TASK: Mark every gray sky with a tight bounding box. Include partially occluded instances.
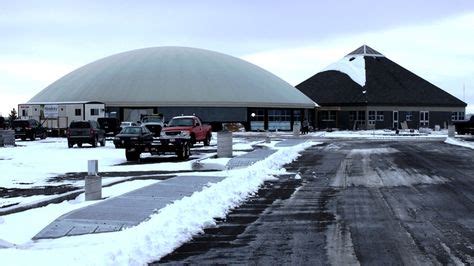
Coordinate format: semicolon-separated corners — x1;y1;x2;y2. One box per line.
1;0;474;116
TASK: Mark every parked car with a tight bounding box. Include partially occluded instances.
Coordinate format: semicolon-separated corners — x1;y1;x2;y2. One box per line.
119;121;138;131
162;116;212;146
141;114;165;137
454;116;474;135
97;117;121;136
67;120;105;148
12;119;47;141
113;126;154;148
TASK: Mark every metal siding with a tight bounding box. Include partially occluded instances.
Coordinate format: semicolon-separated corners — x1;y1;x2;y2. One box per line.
158;107;247;123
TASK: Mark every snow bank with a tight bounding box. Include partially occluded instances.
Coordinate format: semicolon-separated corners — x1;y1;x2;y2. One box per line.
0;141;315;265
445;137;474;149
323;55;366;86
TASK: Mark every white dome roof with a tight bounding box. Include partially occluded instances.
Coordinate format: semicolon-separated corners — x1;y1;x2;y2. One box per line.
29;46;315;108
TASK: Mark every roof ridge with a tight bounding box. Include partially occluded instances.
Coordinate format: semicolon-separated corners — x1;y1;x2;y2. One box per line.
347;45;385;57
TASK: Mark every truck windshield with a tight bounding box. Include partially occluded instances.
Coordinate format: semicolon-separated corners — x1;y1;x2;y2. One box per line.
142;116;163;123
12;121;30;127
168;118;194;127
70;122;91;128
121;127;142;134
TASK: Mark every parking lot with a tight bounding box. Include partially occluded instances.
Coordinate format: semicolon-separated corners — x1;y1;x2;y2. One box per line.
159;140;474;265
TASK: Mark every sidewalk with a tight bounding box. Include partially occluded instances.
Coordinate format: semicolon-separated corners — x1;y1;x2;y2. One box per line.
34;175;225;239
33;138;311;240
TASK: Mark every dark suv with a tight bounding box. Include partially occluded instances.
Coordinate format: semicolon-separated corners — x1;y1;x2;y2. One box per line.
67;120;105;148
12;119;47;141
97;117;121;136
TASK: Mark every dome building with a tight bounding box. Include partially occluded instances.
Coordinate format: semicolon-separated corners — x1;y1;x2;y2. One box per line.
24;46;316;131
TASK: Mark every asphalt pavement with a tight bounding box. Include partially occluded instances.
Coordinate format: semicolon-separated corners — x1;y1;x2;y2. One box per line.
157;140;474;265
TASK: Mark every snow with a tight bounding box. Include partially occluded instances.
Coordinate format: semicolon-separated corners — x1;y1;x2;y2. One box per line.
320;129;449;139
0;141;316;265
323;55;366;86
0;138;192;188
445;137;474;149
0;179;159;245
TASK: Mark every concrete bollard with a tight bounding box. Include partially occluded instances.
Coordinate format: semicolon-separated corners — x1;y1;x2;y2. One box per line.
448;125;455;138
0;130;15;146
293;122;301;137
217;131;233;158
85;160;102;201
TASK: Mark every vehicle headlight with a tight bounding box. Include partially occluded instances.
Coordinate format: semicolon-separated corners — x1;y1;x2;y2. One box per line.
180;131;190;137
114;137;120;140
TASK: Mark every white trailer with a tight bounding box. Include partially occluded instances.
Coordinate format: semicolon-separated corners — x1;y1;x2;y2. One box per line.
18;101;106;136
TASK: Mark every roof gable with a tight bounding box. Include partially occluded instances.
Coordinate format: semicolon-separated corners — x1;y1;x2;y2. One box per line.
296;46;466;108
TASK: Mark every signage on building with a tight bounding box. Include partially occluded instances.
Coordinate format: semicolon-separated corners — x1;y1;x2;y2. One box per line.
44;105;59;118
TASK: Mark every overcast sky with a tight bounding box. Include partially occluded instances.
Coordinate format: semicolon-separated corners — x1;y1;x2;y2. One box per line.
1;0;474;116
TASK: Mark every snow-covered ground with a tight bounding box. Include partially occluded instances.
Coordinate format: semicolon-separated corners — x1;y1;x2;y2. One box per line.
0;140;317;265
445;137;474;149
318;129;449;139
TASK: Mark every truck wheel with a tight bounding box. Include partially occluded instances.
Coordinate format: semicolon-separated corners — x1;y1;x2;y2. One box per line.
184;142;190;159
92;137;98;147
100;138;106;146
41;132;47;139
30;133;36;141
177;143;188;160
21;137;26;141
78;143;83;148
68;142;73;148
190;134;196;147
126;150;140;161
203;133;211;146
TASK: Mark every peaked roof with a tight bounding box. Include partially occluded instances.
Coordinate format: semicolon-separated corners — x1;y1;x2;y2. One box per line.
347;45;384;57
296;45;466;107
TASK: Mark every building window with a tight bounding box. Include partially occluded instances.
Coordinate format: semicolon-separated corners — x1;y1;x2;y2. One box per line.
75;109;81;116
406;112;413;121
451;112;465;121
268;109;291;130
321;111;336;121
90;109;99;116
250;109;265;130
420;111;429;127
368;111;376;121
376;111;384;121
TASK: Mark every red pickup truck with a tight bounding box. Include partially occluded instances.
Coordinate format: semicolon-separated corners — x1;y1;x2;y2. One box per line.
162;116;212;146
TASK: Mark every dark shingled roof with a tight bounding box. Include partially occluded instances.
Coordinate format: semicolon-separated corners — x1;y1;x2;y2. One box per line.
296;46;466;108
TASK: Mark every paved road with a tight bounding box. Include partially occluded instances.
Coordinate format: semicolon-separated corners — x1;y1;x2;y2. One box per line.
156;140;474;265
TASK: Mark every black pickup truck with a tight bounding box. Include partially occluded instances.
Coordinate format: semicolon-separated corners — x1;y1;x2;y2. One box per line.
454;116;474;135
114;126;192;161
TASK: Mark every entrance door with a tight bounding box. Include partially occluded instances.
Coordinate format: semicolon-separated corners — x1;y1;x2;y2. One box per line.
393;111;399;129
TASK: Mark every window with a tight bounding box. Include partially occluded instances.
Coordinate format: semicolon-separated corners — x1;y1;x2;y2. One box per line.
406;112;413;121
368;111;376;121
250;109;265;131
22;109;28;117
451;112;465;121
268;109;291;130
420;111;429;127
75;109;81;116
376;111;384;121
90;109;99;116
320;111;336;121
368;111;376;125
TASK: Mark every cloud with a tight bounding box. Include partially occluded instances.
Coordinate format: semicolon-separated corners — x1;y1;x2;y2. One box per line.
0;60;75;83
